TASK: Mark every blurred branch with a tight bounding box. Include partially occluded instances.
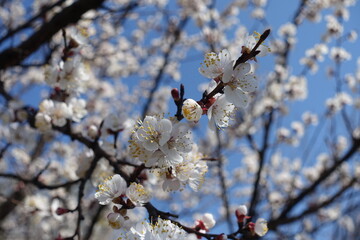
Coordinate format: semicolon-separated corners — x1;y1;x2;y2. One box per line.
0;78;14;102
84;204;106;240
66;154;102;240
0;134;47;222
279;0;308;66
269;137;360;229
270;177;357;227
248;111;273;217
0;0;106;70
0;173;81;189
0;0;67;45
216;129;234;232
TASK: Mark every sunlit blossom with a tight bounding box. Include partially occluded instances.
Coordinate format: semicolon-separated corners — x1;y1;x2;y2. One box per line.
199;49;232;79
126;182;152;206
95;174;127;205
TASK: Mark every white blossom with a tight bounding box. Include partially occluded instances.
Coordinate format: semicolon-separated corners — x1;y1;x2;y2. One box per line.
244;32;270;57
182;99;203;122
235;205;248;220
159;147;208;191
35;112;52;131
254;218;268;237
200;213;216;229
330;47;351;62
222;62;257;108
45;55;89;94
126;182;152;206
278;23;297;37
107;212;126;229
95;174;127;205
207;95;235;131
130;116;193;168
102;112;131;134
199;49;232;79
68;98;87;122
120;218;191;240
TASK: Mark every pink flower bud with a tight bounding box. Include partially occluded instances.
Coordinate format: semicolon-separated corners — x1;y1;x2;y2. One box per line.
235;205;249;223
171;88;180;101
56;207;70;215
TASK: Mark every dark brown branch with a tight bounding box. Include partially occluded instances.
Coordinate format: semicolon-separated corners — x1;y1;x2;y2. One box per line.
233;29;270;69
0;0;67;45
144;202;178;222
0;173;81;189
0;188;24;221
0;0;106;70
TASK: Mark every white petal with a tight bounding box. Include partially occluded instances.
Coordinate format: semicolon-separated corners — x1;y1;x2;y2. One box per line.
234;63;251;76
199;66;221;79
163;179;180;192
159;132;171;146
207;79;218;93
208;115;216;131
158;118;172;133
246;35;256;48
218;49;232;68
112;174;127;196
145;153;159;167
143;141;159;151
222;61;234;83
143;116;157;126
135;128;147;142
224;86;249;108
160;146;183;166
238;74;258;92
258;45;270;57
94;192;112;205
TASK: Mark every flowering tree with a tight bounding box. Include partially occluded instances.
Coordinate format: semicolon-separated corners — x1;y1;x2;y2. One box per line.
0;0;359;239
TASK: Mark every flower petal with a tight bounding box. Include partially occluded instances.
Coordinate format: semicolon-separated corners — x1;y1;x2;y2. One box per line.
234;63;251;76
224;86;249;108
238;74;258;92
143;140;159;151
222;61;234;83
218;49;232;68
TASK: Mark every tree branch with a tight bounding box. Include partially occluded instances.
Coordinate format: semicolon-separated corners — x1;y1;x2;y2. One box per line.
0;0;106;70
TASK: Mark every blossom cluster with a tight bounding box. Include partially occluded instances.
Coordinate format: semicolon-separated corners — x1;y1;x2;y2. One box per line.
1;0;359;240
181;32;270;130
35;98;87;131
128;115;208;192
34;29;89;132
90;30;271;239
95;174;152;229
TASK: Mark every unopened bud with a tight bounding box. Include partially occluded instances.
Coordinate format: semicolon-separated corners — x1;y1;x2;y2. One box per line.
107;212;125;229
182;99;202;122
88;125;99;139
171;88;180;101
56;207;70;215
235;205;250;223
